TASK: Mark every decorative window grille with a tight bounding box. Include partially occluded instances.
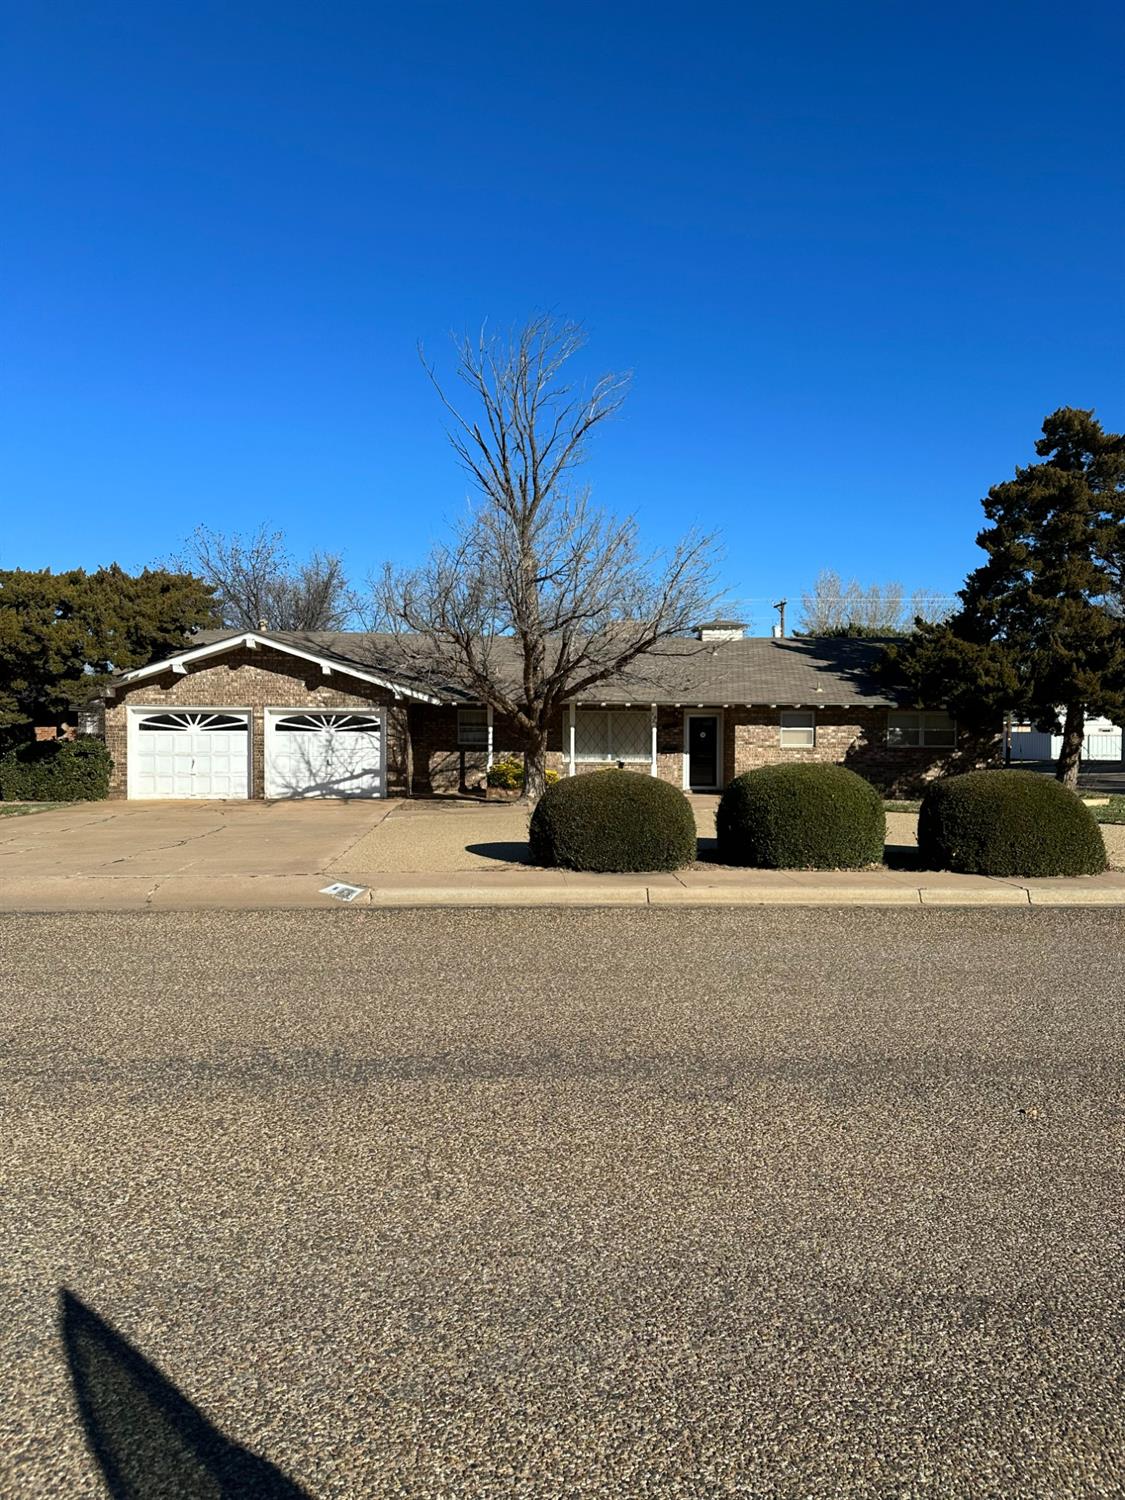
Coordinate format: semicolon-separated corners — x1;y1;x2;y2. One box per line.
574;709;650;762
138;712;248;732
886;712;956;748
457;707;489;748
779;710;816;748
274;712;381;735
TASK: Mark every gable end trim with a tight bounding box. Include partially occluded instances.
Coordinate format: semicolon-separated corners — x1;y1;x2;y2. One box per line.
115;632;443;703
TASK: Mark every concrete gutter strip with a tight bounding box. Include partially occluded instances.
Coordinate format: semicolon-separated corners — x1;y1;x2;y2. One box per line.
2;870;1125;911
361;884;651;907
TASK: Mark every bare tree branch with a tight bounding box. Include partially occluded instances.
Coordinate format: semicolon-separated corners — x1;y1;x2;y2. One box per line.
172;526;354;632
799;568;954;636
377;316;722;798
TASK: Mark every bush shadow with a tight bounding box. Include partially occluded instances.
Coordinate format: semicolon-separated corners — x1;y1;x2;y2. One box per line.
60;1289;309;1499
464;841;533;864
883;842;927;871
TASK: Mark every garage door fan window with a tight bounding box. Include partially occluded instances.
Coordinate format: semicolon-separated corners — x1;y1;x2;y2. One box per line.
138;712;247;732
275;712;382;734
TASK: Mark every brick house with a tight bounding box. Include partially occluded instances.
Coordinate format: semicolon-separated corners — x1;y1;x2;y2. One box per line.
102;625;999;800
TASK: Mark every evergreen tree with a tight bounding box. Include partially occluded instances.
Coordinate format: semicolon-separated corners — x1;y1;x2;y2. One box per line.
0;566;217;727
883;408;1125;786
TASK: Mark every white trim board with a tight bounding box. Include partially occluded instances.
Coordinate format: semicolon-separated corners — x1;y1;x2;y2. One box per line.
113;632;442;703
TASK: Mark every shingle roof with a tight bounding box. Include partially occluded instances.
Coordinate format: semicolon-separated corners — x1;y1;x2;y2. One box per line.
188;629;902;707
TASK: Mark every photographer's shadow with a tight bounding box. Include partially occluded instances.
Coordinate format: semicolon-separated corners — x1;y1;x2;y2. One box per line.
60;1289;309;1499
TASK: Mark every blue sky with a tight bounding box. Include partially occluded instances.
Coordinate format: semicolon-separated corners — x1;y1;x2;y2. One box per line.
4;2;1123;631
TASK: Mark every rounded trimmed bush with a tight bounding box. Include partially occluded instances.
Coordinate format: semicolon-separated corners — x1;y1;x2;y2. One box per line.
917;770;1106;877
716;763;885;869
528;769;697;872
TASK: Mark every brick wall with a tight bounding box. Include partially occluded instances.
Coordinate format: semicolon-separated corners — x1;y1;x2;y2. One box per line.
107;649;1000;802
411;706;567;794
105;649;405;798
724;706;999;796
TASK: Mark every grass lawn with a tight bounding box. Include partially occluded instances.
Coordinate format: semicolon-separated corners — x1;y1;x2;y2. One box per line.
0;802;67;818
883;800;922;815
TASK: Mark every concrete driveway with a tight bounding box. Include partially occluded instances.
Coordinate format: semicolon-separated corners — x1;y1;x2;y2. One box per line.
4;797;1121;912
333;795;723;874
0;799;393;903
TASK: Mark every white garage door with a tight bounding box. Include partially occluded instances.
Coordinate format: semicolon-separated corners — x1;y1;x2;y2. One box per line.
129;710;250;799
265;710;385;799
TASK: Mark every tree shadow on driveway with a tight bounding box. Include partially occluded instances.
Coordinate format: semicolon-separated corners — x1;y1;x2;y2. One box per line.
60;1289;309;1499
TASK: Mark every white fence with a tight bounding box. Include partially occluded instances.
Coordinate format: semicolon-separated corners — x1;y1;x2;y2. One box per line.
1009;727;1122;762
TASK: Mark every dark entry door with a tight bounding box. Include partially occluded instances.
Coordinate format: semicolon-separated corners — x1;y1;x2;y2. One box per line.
688;715;719;788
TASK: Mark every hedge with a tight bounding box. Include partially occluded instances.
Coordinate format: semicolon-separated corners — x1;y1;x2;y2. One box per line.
716;763;885;869
0;736;113;802
918;770;1106;877
528;769;697;872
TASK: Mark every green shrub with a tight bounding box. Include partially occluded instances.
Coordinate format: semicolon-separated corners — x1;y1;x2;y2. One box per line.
716;763;885;869
0;736;112;802
528;769;697;872
485;755;560;790
917;770;1106;876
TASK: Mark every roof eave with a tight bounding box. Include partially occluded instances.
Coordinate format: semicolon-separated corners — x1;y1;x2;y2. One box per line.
111;630;444;705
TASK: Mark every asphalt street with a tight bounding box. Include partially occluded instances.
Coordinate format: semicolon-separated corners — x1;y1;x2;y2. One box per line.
1;907;1123;1498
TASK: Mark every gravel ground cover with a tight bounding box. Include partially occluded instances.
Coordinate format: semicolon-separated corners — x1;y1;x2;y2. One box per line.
1;907;1123;1498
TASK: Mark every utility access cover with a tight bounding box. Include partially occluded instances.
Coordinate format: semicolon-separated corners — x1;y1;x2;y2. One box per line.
319;882;367;903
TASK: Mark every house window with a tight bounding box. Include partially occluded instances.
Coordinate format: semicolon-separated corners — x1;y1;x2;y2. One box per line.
887;711;956;748
457;707;489;749
574;709;650;762
780;710;816;748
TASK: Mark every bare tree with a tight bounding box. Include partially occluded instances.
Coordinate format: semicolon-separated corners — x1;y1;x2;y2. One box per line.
376;316;721;800
798;569;847;634
173;525;353;631
799;568;953;635
905;586;955;628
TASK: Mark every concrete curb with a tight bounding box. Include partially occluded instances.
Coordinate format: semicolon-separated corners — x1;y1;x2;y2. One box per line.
2;873;1124;911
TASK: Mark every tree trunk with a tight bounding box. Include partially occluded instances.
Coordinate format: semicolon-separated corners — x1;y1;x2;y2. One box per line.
1055;703;1084;789
522;734;548;804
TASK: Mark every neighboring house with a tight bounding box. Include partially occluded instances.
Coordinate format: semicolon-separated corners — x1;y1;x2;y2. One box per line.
101;624;999;801
1009;713;1122;763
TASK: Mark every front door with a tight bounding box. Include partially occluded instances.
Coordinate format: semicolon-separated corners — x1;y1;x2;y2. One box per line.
687;715;719;789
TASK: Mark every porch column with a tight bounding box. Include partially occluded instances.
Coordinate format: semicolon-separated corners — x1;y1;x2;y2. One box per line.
650;704;658;776
568;702;576;776
486;704;494;771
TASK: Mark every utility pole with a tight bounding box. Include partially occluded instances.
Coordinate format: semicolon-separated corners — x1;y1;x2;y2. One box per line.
772;598;787;638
